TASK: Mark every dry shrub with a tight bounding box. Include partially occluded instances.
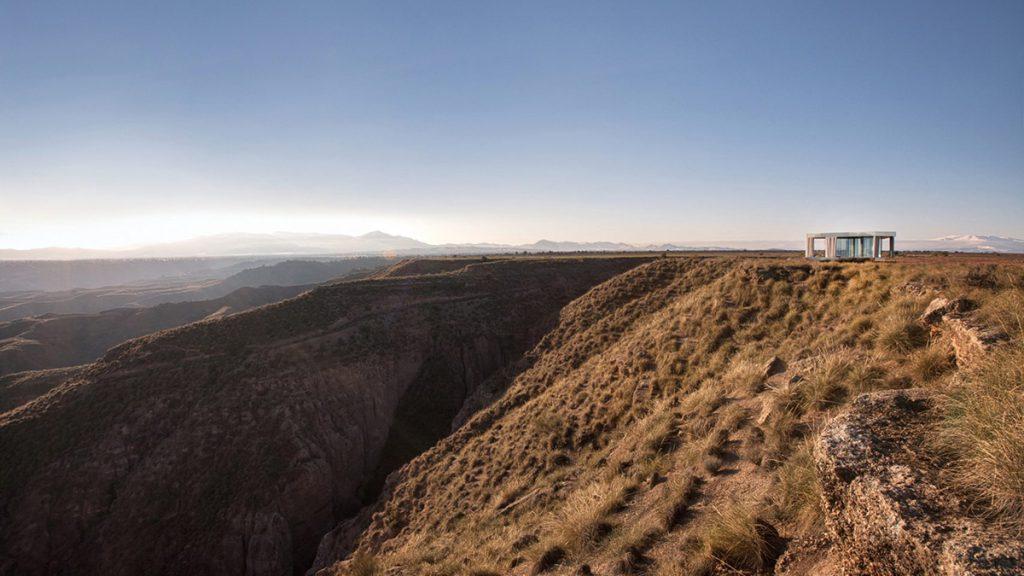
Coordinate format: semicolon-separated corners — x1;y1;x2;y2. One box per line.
770;438;823;531
964;265;999;289
940;345;1024;531
701;501;780;571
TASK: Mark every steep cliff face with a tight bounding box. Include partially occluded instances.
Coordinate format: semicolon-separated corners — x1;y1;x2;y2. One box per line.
0;257;646;576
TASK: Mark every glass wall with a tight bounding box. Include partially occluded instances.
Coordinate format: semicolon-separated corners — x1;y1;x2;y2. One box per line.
835;238;852;258
835;236;875;258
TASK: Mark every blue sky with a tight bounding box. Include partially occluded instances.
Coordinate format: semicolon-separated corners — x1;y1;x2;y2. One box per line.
1;0;1022;248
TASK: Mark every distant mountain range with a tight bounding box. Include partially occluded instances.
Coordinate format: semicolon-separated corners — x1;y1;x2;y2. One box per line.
901;235;1024;253
1;231;1022;260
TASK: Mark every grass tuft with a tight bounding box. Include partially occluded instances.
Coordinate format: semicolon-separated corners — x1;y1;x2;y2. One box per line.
770;438;823;531
701;501;780;571
346;552;380;576
546;476;633;557
940;344;1024;531
877;316;929;354
800;349;856;411
726;358;765;393
910;346;955;384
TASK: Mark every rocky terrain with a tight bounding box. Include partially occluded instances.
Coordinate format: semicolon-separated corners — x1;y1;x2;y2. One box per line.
1;254;1022;576
311;256;1023;576
809;388;1022;575
0;257;646;576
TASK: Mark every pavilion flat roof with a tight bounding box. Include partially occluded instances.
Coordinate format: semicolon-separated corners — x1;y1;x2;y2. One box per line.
806;231;896;238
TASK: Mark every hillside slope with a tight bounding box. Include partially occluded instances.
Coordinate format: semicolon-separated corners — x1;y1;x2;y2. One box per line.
0;284;310;378
0;257;390;322
317;256;1024;575
0;257;646;576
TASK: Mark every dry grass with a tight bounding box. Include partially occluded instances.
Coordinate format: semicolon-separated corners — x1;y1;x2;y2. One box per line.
981;287;1024;340
607;399;680;478
877;309;929;354
760;384;804;465
345;552;380;576
799;349;856;411
940;344;1024;531
493;475;531;510
770;438;823;531
545;476;634;558
330;257;1024;573
845;354;889;395
910;346;955;384
726;358;765;394
659;473;698;530
701;500;777;571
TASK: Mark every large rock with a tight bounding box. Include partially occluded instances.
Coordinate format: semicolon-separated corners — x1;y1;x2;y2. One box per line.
815;389;1023;576
919;297;972;325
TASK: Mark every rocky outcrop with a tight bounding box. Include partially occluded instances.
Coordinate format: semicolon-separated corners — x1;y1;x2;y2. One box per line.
814;389;1024;576
0;258;645;576
920;297;1005;366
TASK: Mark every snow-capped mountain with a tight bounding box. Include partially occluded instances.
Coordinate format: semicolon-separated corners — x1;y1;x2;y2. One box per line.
901;235;1024;253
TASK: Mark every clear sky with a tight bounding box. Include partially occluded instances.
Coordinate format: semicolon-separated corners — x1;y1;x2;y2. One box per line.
2;0;1022;249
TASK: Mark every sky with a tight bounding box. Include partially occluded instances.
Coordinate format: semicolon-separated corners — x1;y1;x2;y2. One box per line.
1;0;1023;249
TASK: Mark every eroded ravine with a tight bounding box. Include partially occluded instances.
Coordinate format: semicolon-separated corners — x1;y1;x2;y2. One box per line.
0;257;649;576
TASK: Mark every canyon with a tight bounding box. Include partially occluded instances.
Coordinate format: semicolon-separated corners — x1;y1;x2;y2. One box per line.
1;254;1022;576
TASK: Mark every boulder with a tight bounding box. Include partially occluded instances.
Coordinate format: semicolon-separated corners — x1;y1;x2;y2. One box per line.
921;297;952;325
920;297;975;325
